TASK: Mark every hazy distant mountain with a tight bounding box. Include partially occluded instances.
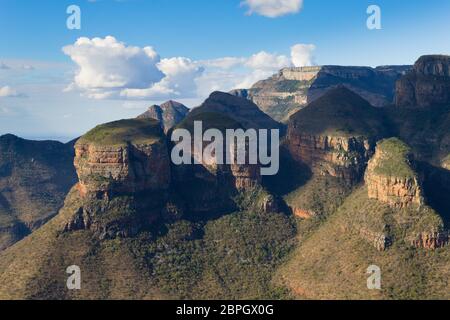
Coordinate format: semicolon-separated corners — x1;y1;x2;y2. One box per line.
0;134;76;250
231;65;411;122
137;100;189;132
1;55;449;300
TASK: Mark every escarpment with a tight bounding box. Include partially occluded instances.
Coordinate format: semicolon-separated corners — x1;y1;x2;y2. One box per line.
231;65;410;122
63;118;173;239
287;87;387;184
395;55;450;107
365;138;424;208
170;93;270;213
362;138;448;249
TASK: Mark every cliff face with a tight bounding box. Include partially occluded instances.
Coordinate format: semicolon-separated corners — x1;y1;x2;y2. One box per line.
64;118;172;239
170;92;270;214
364;138;424;208
138;100;189;133
74;142;170;196
232;65;410;122
286;87;387;184
287;133;372;183
395;55;450;107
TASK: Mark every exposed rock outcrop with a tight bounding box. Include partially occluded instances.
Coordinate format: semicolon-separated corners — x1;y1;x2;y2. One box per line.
170;92;275;214
288;134;373;183
138;100;189;133
64;118;172;239
395;55;450;107
411;231;449;249
359;227;392;251
365;138;424;208
232;65;410;122
287;87;387;184
75;142;170;196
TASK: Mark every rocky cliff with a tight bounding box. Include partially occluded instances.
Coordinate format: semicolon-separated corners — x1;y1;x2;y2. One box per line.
64;118;172;239
395;55;450;107
365;138;424;208
137;100;189;133
287;87;387;184
232;65;410;122
171;93;269;214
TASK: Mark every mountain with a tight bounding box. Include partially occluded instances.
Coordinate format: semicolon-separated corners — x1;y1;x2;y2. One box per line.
396;55;450;107
0;116;294;299
186;91;283;131
137;100;189;133
0;134;77;250
231;65;411;122
1;55;449;300
275;138;449;299
287;86;389;184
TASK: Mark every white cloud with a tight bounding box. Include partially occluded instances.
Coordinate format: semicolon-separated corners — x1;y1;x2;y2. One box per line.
291;43;316;67
63;36;315;102
241;0;303;18
63;36;164;98
0;86;27;98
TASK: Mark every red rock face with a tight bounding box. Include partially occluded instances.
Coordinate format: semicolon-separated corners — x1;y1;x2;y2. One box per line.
74;141;171;196
411;232;449;249
395;55;450;107
287;130;373;184
364;148;424;209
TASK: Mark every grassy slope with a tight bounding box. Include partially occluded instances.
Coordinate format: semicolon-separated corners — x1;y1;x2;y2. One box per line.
0;187;296;299
275;186;450;300
78;118;163;146
373;138;416;178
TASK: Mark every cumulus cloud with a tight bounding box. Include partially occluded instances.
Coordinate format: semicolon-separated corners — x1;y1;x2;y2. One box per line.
63;36;164;98
291;44;316;67
63;36;316;101
0;86;27;98
241;0;303;18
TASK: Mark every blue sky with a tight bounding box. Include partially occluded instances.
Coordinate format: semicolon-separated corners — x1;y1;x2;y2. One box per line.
0;0;449;140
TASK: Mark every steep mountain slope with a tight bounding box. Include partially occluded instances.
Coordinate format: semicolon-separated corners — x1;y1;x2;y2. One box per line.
287;87;389;184
231;65;410;122
275;139;449;299
0;134;76;250
187;91;283;131
137;100;189;133
0;117;295;299
396;55;450;107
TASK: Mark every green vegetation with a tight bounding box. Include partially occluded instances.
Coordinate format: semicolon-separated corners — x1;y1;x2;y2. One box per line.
79;118;164;146
275;186;450;300
373;138;416;178
0;187;296;299
290;87;389;138
0;135;76;250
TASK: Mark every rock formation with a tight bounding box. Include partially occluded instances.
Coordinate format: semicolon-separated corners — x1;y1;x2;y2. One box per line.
411;231;449;249
138;100;189;133
231;65;410;122
287;87;387;184
64;118;172;239
395;55;450;107
365;138;424;208
170;92;277;214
